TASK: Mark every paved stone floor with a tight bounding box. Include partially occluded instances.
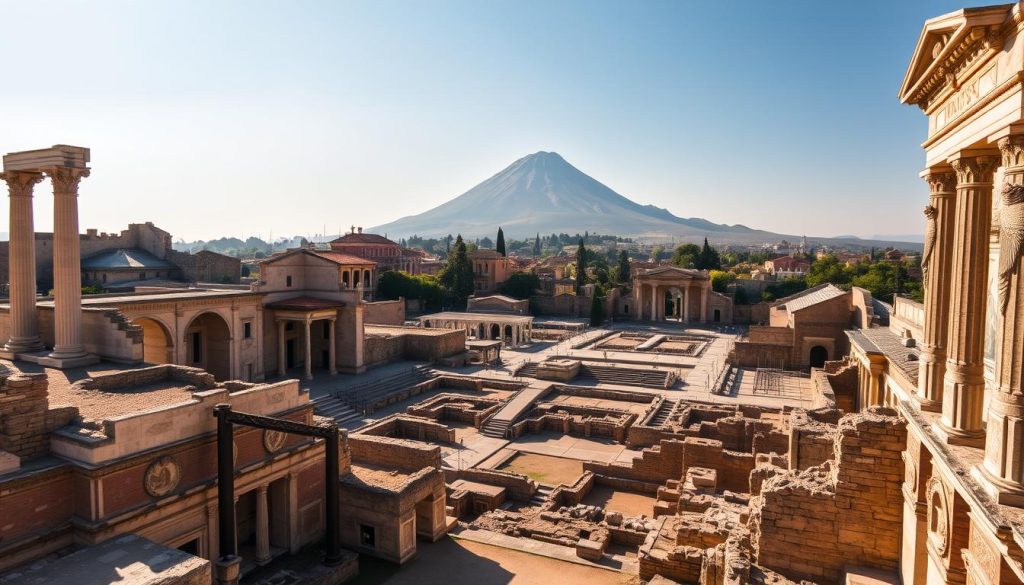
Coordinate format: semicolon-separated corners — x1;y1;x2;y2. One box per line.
349;536;638;585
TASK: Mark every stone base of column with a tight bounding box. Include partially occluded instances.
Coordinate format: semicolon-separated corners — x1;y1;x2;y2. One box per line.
972;464;1024;506
932;420;985;448
911;393;943;413
2;337;44;356
35;352;99;369
214;555;241;585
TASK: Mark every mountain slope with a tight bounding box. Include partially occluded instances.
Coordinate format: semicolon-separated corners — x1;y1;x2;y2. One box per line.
370;152;917;249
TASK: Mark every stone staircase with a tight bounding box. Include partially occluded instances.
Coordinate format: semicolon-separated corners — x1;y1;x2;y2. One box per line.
100;309;145;343
481;417;513;438
577;364;671;388
312;394;362;426
338;365;434;414
649;398;678;427
516;362;539;378
529;484;554;506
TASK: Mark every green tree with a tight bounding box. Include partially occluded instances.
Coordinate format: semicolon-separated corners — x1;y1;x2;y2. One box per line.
590;293;605;326
496;227;506;256
575;238;587;293
651;245;665;262
805;254;852;288
671;243;701;268
761;277;808;302
616;250;631;284
533;232;542;256
696;238;721;270
439;235;475;308
499;271;540;299
709;269;735;292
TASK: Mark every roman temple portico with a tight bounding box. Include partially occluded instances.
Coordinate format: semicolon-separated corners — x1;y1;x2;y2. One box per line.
0;145;99;368
632;265;714;323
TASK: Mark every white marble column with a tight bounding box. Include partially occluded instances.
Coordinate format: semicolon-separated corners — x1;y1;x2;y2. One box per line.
1;171;45;354
277;320;286;377
683;286;691;323
303;317;313;380
328;318;337;375
47;167;90;361
256;484;271;565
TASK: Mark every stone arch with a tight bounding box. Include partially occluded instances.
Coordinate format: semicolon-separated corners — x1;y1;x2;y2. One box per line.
809;345;828;369
490;323;501;340
133;317;174;365
477;324;485;339
185;311;232;380
504;324;513;342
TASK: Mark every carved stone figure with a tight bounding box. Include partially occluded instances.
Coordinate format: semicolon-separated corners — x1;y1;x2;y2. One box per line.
998;182;1024;315
922;205;937;286
144;455;181;497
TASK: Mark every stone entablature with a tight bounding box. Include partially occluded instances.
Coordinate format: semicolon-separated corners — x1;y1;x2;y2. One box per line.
631;265;725;324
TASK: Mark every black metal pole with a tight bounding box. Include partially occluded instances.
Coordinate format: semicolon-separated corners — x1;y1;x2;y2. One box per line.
215;403;237;562
324;424;342;566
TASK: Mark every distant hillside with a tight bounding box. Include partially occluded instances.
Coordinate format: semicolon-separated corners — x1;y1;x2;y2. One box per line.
370;151;920;250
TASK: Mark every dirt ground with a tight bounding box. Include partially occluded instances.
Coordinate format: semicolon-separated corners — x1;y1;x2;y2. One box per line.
351;537;639;585
581;486;657;517
499;452;584;486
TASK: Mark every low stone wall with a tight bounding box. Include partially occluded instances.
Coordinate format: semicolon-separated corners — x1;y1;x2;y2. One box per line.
363;333;405;366
0;369;77;459
552;471;596;506
357;414;455;444
444;467;538;501
812;358;858;412
364;299;405;325
585;439;686;484
732;341;792;368
406;393;502;428
76;364;217;392
347;434;441;472
788;409;839;471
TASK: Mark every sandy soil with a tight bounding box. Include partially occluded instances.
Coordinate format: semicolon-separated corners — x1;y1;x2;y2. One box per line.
350;537;638;585
581;486;657;517
499;452;584;486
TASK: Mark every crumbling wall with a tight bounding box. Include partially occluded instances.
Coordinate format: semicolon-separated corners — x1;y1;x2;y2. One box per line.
347;434;441;472
813;359;858;413
749;407;906;583
0;370;77;459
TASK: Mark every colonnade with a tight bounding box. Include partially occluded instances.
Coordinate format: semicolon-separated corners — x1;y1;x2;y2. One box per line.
636;283;709;323
276;315;336;380
916;133;1024;505
1;146;96;367
421;317;532;346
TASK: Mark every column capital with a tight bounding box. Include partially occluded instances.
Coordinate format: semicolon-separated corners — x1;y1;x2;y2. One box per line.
920;167;956;196
948;152;998;184
45;167;90;195
998;134;1024;169
0;171;45;198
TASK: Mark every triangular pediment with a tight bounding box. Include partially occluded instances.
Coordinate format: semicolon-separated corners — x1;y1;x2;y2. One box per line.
639;265;706;280
898;5;1009;107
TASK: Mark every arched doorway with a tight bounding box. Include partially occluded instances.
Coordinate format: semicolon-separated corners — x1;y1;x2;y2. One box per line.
504;324;513;343
490;323;501;340
186;312;232;380
809;345;828;369
713;309;721;323
477;324;485;339
134;317;174;365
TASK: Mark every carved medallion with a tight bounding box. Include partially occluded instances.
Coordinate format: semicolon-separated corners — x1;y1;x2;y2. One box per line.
263;429;286;453
144;455;181;498
927;476;950;556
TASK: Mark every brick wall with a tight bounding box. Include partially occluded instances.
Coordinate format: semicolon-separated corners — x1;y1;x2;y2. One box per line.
347;434;441;472
0;371;77;459
749;407;906;582
364;300;404;325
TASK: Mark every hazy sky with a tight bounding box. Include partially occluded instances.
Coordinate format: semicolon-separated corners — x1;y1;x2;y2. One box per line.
0;0;991;242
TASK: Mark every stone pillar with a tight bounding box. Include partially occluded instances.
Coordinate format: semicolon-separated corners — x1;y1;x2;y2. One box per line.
328;318;337;375
917;167;957;412
256;484;271;565
1;171;45;354
649;285;656;320
46;167;93;364
936;151;998;446
980;135;1024;504
303;317;313;380
683;286;691;323
277;320;286;377
700;285;708;323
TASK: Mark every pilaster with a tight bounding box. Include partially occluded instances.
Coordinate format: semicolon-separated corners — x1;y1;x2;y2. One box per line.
936;151;997;447
917;167;957;412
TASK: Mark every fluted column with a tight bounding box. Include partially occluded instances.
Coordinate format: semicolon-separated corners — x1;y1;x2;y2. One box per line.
936;151;997;446
683;286;691;323
255;484;271;565
47;167;90;359
980;135;1024;504
277;319;286;377
917;167;957;412
1;171;45;354
328;318;337;375
303;316;312;380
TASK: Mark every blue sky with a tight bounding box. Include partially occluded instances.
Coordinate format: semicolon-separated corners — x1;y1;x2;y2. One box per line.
0;0;992;241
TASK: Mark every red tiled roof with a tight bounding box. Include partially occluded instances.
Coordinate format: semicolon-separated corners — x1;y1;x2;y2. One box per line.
313;251;377;266
330;233;397;245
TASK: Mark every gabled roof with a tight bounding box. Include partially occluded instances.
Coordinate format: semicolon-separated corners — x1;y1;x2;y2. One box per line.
259;247;375;267
330;232;397;246
81;248;176;270
775;284;848;314
638;265;708;279
899;4;1010;107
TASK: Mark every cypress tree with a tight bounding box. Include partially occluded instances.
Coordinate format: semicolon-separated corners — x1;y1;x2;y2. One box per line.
617;250;630;284
533;232;541;256
496;227;506;256
575;238;587;294
590;293;605;326
439;235;475;308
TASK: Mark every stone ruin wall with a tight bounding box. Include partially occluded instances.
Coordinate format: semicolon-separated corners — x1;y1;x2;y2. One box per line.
0;368;77;459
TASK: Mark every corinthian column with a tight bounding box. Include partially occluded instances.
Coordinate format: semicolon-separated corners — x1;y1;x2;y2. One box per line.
936;151;997;447
47;167;90;361
980;135;1024;504
1;171;45;354
916;167;957;412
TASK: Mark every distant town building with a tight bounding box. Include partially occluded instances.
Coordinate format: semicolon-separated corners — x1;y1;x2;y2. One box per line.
329;227;425;274
763;255;811;279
